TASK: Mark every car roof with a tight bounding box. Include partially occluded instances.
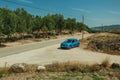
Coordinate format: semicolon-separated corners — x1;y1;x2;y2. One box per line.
67;38;78;40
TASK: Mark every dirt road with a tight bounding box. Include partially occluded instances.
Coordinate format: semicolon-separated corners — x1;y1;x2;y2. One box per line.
0;34;120;67
0;34;91;58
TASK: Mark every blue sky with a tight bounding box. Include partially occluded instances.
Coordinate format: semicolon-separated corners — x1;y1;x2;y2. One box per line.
0;0;120;27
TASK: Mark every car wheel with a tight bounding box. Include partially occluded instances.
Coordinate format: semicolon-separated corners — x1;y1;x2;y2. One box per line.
77;43;80;47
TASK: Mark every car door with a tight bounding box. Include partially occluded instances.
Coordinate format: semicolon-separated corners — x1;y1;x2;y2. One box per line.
72;40;76;47
74;40;78;47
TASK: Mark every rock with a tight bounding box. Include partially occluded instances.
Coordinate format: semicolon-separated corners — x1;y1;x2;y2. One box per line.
9;63;28;73
36;65;46;72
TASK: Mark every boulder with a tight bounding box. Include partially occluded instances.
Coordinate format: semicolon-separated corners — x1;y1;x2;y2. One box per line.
36;65;46;72
9;63;28;73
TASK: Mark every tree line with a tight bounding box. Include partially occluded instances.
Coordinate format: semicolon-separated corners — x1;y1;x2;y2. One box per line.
0;7;91;46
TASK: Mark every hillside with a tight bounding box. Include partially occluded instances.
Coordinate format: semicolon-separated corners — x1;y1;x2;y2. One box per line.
91;25;120;31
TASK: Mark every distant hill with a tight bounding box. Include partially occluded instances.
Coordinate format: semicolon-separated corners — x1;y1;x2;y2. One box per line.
91;25;120;31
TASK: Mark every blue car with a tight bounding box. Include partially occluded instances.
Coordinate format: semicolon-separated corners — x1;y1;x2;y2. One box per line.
60;38;80;49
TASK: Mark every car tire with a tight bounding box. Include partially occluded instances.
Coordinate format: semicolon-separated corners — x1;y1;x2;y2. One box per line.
77;43;80;47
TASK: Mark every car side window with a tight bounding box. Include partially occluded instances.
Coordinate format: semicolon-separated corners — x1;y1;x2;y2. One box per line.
72;40;74;42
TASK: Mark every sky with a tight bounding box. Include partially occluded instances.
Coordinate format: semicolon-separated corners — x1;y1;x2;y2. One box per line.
0;0;120;27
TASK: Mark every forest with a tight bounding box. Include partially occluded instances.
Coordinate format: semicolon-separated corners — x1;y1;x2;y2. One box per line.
0;7;91;45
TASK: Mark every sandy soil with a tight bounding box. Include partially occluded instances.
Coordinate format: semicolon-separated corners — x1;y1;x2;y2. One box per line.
0;42;120;67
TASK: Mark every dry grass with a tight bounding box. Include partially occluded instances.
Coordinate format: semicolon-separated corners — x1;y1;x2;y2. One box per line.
107;30;120;34
101;57;110;68
89;63;101;72
0;59;113;78
46;61;91;72
0;67;9;78
46;60;111;72
83;33;120;55
25;64;37;72
0;59;111;74
0;60;120;80
46;61;84;72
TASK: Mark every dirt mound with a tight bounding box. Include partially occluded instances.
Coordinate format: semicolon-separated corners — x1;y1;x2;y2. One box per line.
87;33;120;55
82;31;89;34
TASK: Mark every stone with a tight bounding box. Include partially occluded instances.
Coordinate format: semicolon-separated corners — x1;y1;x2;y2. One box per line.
36;65;46;72
9;63;28;73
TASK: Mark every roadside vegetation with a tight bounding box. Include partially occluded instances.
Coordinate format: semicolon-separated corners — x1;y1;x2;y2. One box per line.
107;30;120;34
0;60;120;80
0;7;91;47
83;32;120;55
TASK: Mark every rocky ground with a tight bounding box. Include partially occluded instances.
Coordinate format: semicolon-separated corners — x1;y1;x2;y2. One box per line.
84;33;120;55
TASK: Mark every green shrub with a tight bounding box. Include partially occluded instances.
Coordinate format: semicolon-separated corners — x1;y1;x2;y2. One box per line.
111;63;120;69
0;67;9;78
93;75;104;80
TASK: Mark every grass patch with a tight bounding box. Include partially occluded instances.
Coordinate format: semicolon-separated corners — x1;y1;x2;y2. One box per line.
26;64;37;72
0;67;9;78
92;75;104;80
0;61;120;80
115;68;120;73
46;60;111;72
46;61;85;72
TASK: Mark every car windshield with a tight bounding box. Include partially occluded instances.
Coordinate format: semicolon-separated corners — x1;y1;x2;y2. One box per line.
66;39;73;43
